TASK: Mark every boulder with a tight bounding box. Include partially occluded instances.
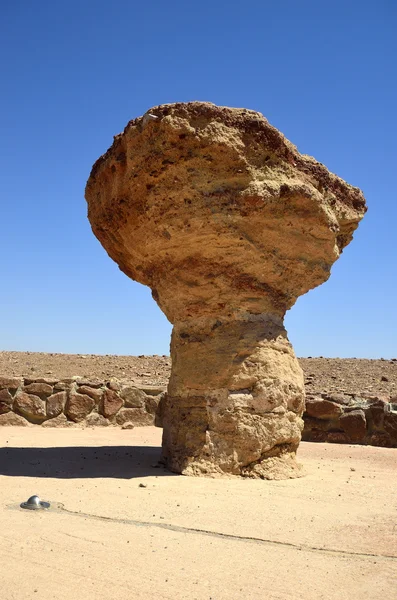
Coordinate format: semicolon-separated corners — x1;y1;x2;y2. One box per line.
0;412;29;426
145;394;160;415
321;393;351;406
85;413;110;427
139;385;167;396
77;385;104;402
120;386;146;408
0;377;22;390
0;389;13;414
340;409;367;443
367;400;387;429
107;378;121;391
23;382;53;396
365;394;390;404
42;414;69;428
54;381;70;391
305;398;343;420
13;392;47;423
24;377;58;385
86;102;366;477
114;408;154;426
100;389;123;418
0;388;12;402
76;380;103;389
383;411;397;444
66;393;95;422
0;402;11;415
46;391;67;418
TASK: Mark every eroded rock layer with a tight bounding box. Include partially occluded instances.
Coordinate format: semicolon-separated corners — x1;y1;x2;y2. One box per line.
86;102;366;478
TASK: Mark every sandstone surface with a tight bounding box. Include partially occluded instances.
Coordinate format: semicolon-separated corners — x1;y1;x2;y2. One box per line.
1;428;396;600
84;102;366;478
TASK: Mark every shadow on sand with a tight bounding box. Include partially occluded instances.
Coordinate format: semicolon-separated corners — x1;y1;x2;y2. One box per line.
0;445;178;479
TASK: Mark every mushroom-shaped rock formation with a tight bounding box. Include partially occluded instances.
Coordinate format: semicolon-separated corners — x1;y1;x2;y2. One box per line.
86;102;366;479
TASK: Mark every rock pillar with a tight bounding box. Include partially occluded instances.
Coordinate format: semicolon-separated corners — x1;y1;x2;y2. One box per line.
85;101;366;478
162;314;304;478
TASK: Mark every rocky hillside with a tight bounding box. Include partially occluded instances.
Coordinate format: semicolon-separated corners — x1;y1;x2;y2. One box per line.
0;352;396;398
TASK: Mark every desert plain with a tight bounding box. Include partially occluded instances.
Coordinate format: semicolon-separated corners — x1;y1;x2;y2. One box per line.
1;352;396;600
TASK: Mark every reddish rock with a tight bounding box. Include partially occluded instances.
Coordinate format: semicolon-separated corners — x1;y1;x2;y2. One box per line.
302;429;328;442
13;392;47;423
100;389;123;418
24;382;53;396
66;393;95;422
369;432;393;447
78;385;103;402
305;398;343;420
383;411;397;443
0;412;29;426
340;409;367;443
0;402;11;415
368;401;387;429
0;388;13;405
46;391;67;418
0;377;22;390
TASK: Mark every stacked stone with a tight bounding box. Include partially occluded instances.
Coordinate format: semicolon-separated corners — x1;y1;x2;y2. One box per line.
302;393;397;447
3;374;396;448
0;376;164;428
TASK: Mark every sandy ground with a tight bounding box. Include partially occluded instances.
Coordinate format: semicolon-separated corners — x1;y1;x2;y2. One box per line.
1;427;396;600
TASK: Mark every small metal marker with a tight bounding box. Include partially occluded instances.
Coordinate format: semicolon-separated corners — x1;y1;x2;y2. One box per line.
20;495;50;511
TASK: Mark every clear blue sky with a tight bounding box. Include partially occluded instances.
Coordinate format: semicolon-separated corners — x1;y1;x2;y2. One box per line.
1;1;396;358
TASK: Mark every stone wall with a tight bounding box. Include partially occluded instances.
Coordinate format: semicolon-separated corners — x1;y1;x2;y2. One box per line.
1;375;397;447
303;393;397;447
0;376;164;428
